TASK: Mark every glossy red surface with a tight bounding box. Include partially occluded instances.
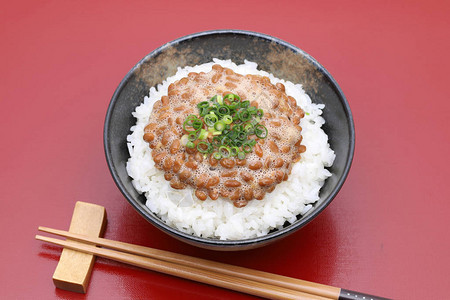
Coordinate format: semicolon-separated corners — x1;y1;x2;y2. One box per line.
1;1;449;299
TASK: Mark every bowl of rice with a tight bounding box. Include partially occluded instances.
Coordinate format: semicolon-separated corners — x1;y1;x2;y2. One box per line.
104;30;355;250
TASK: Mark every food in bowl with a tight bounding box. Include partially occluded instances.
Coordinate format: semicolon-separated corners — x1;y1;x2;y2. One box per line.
126;59;335;240
141;64;306;208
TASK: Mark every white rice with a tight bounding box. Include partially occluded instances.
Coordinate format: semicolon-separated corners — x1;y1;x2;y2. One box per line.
126;59;335;240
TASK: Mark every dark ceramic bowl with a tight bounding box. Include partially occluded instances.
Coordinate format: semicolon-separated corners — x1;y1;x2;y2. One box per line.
104;30;355;250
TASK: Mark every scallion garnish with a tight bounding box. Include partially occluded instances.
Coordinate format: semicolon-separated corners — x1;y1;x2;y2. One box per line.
230;146;239;156
222;115;233;125
204;114;218;127
223;93;241;102
256;109;264;118
212;136;221;147
242;142;253;153
236;131;247;141
214;121;226;132
240;100;250;108
197;141;211;153
182;93;267;159
254;124;268;139
197;101;209;109
188;132;198;141
213;151;222;160
217;105;230;116
186;141;195;149
238;109;251;122
198;129;208;140
219;145;231;158
217;95;223;105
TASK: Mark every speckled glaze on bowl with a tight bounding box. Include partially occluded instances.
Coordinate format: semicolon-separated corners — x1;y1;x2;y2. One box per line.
104;30;355;251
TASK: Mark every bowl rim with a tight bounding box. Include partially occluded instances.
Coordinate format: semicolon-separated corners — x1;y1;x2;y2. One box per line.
104;29;355;248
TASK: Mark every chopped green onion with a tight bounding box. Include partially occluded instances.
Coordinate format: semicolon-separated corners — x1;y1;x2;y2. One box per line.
226;130;237;140
183;115;202;132
185;114;198;121
219;146;231;158
217;105;230;116
204;114;218;127
248;106;257;113
236;131;247;141
224;93;241;102
198;129;208;140
214;121;226;132
256;109;264;118
240;100;250;108
192;119;203;130
242;142;253;153
237;151;246;160
255;124;268;138
234;140;243;147
199;107;209;117
233;124;243;132
217;95;223;105
180;134;189;146
209;104;218;113
183;93;268;160
221;135;232;146
197;141;210;153
188;132;198;141
230;146;239;156
228;103;239;110
243;123;254;134
251;117;261;126
223;93;234;101
222;115;233;124
197;101;209;108
212;136;221;147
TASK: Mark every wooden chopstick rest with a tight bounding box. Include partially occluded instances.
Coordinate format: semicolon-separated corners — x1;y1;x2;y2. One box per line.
52;201;107;293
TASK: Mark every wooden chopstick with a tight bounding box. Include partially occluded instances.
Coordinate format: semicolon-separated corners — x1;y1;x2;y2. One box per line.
36;234;329;300
38;226;340;299
36;227;389;300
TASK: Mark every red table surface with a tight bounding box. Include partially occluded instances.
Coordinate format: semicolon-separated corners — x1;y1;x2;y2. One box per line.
1;0;449;299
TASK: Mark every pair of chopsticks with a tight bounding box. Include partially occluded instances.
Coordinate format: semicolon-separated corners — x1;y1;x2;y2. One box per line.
36;227;385;300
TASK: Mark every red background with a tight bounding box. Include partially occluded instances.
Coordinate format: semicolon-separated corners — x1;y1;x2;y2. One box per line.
1;1;449;299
